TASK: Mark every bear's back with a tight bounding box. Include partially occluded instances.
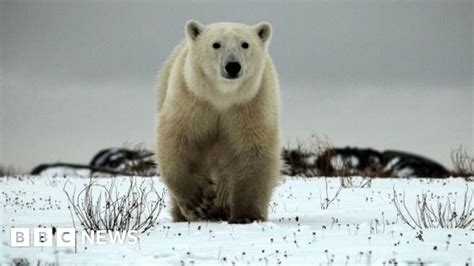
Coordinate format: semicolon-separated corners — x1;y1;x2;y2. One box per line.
157;41;187;112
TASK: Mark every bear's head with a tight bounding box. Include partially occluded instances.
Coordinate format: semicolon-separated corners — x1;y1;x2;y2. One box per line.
183;20;273;109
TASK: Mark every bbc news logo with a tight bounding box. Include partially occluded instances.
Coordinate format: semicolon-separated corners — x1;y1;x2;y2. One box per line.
10;228;138;247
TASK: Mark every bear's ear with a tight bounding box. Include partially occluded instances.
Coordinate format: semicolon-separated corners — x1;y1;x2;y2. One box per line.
185;20;205;41
253;22;272;44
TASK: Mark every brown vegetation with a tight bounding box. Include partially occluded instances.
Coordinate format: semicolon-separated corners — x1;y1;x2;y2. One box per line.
63;177;164;233
451;146;474;180
393;187;473;229
0;164;22;177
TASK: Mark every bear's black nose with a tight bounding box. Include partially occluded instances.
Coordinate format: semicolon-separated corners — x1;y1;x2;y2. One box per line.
225;62;241;78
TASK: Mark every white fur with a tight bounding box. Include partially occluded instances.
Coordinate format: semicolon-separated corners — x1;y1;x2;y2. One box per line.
156;20;281;222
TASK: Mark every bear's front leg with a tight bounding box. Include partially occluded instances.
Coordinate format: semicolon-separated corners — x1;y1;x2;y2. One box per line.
158;113;218;221
225;117;281;224
227;145;280;224
159;147;217;221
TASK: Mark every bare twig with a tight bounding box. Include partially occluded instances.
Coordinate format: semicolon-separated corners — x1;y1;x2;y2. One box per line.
392;187;473;229
321;178;343;209
451;146;474;180
63;177;164;233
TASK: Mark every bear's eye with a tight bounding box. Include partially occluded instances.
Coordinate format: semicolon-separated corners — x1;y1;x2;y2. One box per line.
212;42;221;49
241;42;249;49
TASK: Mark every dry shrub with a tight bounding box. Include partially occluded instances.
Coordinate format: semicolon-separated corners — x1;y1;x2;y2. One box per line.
283;135;344;177
11;257;57;266
31;144;157;177
63;177;164;233
284;135;456;180
393;187;474;229
451;146;474;180
340;176;372;188
314;137;390;179
309;135;351;177
282;138;319;177
115;143;157;176
359;166;392;179
320;177;343;209
283;135;376;187
0;164;22;177
284;135;383;178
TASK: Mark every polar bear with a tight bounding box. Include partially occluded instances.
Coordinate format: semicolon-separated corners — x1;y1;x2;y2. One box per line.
156;20;280;223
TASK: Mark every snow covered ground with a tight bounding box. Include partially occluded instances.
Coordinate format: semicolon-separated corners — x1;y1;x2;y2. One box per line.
0;174;472;265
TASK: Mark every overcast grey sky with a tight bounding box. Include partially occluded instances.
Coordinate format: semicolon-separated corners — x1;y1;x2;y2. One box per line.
0;0;472;170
